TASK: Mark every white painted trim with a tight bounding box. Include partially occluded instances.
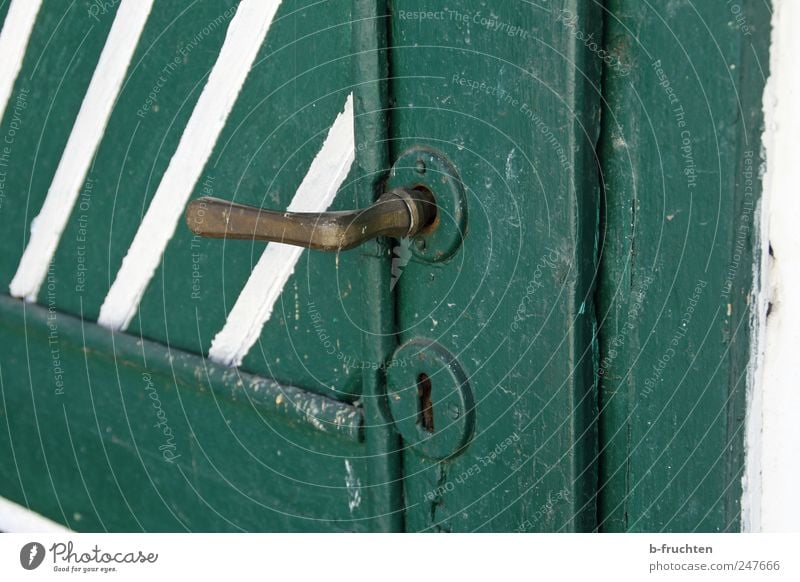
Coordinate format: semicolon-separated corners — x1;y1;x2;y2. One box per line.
0;496;70;533
8;0;153;301
0;0;42;124
97;0;283;331
741;181;767;534
208;94;355;367
743;0;800;533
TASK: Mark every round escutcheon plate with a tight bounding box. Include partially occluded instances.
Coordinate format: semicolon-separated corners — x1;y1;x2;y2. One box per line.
387;146;467;263
386;338;474;460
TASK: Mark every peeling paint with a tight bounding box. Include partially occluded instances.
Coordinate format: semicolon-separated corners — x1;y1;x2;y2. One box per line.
344;459;362;512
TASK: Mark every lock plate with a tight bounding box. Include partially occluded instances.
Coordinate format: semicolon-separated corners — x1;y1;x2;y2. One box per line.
386;338;474;460
387;147;467;262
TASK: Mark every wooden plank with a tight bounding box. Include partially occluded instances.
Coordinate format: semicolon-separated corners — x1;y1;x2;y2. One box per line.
44;0;235;329
128;0;364;398
596;0;770;532
391;0;602;532
5;1;365;401
97;0;281;332
0;2;117;289
10;0;153;301
0;294;369;531
0;0;392;532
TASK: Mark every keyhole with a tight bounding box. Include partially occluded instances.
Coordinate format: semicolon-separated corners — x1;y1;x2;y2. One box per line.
417;373;434;432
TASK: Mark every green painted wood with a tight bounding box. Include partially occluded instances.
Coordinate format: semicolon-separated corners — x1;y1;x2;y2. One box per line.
390;0;602;532
0;1;118;287
0;0;770;533
0;1;403;532
45;1;237;327
9;1;364;401
133;0;364;399
0;294;370;531
596;0;770;532
0;0;390;533
350;0;405;532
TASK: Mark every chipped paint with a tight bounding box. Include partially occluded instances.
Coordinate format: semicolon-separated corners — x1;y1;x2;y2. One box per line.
504;147;519;183
344;459;362;512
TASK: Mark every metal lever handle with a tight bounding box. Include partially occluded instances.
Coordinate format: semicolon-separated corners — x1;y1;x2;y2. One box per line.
185;187;436;251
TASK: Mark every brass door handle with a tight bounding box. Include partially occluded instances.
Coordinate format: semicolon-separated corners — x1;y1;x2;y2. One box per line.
185;187;437;251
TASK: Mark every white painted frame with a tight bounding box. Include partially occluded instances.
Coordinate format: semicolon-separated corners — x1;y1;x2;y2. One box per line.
742;0;800;533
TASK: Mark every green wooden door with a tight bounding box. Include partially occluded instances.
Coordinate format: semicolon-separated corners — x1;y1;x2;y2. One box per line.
0;0;768;532
385;1;601;531
0;0;375;532
596;0;769;532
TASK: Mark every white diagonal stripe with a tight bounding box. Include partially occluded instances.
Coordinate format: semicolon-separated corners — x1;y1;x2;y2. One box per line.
9;0;153;300
97;0;282;330
0;0;42;123
208;94;354;367
0;495;71;532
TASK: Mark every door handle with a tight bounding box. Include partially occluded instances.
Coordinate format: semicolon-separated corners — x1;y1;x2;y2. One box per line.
185;186;437;251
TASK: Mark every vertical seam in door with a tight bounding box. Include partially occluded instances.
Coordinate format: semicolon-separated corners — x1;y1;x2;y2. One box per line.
595;0;633;533
351;0;405;532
